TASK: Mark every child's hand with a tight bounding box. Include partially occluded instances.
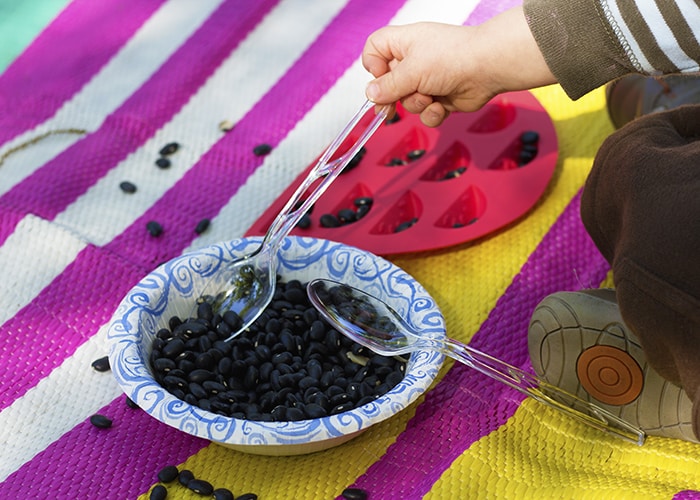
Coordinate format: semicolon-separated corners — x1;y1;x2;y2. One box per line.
362;6;555;127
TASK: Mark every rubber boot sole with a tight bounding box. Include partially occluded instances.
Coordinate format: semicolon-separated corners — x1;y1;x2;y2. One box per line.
528;289;698;443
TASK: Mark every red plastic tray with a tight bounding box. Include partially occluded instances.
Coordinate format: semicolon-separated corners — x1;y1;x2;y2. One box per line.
246;91;557;255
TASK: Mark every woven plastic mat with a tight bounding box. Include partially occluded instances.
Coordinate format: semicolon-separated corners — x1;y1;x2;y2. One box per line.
1;1;699;499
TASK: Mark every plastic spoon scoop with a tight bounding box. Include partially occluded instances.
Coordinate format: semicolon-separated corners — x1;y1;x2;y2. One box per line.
307;278;646;446
205;100;390;341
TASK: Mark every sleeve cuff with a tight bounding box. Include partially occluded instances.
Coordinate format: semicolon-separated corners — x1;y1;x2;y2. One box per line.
523;0;636;99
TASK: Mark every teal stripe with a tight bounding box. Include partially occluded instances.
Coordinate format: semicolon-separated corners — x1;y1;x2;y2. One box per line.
0;0;72;73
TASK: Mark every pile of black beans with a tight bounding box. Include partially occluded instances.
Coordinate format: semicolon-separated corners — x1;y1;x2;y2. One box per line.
150;279;407;422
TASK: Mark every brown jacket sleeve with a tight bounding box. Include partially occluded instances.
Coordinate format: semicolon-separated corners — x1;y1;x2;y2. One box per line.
523;0;638;99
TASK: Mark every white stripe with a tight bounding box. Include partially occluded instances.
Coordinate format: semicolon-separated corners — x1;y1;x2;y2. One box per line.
634;0;695;70
604;0;653;72
53;0;349;246
677;0;700;39
0;326;122;482
606;0;700;73
0;0;484;481
0;0;226;197
670;0;700;71
0;215;86;325
190;0;484;251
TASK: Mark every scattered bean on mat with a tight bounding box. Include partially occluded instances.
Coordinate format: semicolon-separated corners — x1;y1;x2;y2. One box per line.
157;465;179;483
91;355;110;372
253;143;272;156
342;487;369;500
159;142;180;156
146;221;164;237
194;218;211;235
149;484;168;500
89;414;112;429
119;181;137;194
178;469;195;487
213;489;235;500
155;157;171;169
187;479;214;496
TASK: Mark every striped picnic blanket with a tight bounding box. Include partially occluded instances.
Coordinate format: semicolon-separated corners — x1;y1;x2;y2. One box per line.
1;1;699;498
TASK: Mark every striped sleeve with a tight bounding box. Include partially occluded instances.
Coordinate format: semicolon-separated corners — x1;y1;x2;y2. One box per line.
524;0;700;99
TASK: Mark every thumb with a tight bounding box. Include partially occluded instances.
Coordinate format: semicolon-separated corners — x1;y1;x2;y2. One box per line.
365;63;419;104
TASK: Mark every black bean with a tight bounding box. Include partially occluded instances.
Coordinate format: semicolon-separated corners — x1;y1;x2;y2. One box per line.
337;208;357;224
188;369;215;384
407;148;426;161
89;414;112;429
178;469;195;486
146;220;164;237
518;149;536;165
213;488;235;500
119;181;137;194
155;157;171;169
125;396;139;409
223;310;243;330
202;380;226;394
159;142;180;156
296;213;312;229
194;218;211;234
319;213;341;228
235;494;258;500
386;157;406;166
520;130;540;144
283;287;306;305
91;355;110;372
150;484;168;500
331;402;354;414
253;143;272;156
356;204;371;219
286;406;305;421
394;218;418;233
195;352;215;370
303;403;328;419
342;487;369;500
157;465;179;483
188;479;214;496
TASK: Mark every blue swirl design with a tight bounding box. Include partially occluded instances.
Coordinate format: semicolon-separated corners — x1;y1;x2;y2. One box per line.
107;236;445;453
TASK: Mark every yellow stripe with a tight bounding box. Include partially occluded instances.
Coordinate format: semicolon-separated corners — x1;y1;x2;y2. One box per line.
425;86;700;500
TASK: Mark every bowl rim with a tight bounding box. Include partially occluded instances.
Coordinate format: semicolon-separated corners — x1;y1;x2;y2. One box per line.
107;236;445;448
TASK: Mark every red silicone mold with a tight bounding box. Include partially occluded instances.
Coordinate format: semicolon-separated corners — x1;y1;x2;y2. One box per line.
246;91;558;255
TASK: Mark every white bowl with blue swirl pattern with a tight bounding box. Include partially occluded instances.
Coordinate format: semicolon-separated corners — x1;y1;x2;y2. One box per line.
107;236;445;455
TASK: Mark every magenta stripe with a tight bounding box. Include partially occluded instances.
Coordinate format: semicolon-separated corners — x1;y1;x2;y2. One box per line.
0;0;165;146
675;491;700;499
0;0;280;245
0;396;208;499
1;2;408;496
346;192;611;498
0;244;148;409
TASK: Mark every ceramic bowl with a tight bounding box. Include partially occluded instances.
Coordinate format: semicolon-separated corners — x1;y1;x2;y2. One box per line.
107;236;445;455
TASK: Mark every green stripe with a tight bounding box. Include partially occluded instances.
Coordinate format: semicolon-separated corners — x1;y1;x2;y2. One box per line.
0;0;72;74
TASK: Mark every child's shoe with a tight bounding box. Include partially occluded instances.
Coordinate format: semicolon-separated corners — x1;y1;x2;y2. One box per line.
528;289;698;443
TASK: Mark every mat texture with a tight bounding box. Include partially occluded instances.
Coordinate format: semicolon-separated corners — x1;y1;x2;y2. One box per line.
1;1;699;499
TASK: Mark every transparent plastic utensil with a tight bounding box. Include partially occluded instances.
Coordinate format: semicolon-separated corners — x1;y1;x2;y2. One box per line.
307;278;646;446
207;100;390;342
